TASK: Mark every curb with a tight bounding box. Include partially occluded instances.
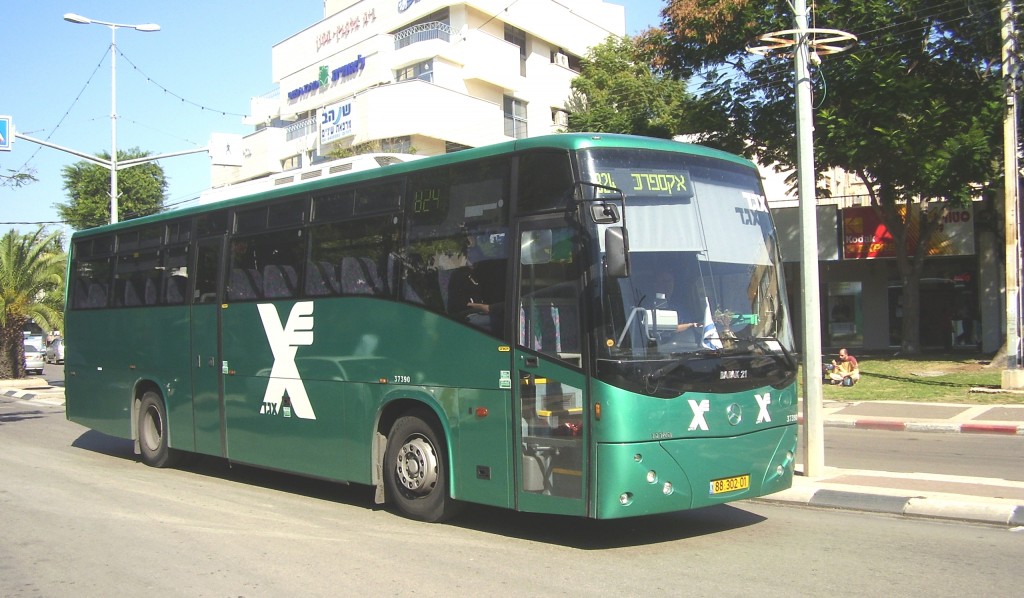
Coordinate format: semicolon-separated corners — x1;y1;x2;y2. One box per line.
2;388;64;403
797;415;1024;435
755;487;1024;527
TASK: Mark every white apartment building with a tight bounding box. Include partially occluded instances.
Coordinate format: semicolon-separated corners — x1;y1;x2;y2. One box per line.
209;0;624;188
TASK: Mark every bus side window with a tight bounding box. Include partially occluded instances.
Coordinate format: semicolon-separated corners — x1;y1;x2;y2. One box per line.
162;245;189;305
405;160;511;337
226;229;304;301
518;150;574;214
519;227;581;365
72;258;113;310
307;215;398;299
193;242;222;304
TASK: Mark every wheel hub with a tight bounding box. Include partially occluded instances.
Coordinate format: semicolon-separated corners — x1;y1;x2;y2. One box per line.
142;407;162;452
395;436;438;494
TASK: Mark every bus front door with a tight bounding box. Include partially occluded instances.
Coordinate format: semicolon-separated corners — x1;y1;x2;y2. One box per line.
514;219;588;516
191;238;226;457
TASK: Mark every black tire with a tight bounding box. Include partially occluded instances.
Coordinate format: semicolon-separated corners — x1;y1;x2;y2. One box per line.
137;390;181;468
384;412;463;522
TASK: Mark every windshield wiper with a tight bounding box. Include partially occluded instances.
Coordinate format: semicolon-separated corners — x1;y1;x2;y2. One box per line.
740;336;797;370
644;350;720;384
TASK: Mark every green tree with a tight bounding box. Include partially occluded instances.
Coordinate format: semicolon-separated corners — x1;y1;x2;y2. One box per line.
649;0;1006;354
0;228;65;378
1;165;37;188
565;36;695;138
57;147;167;230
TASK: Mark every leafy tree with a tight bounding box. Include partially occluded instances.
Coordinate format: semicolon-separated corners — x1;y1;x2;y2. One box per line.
0;228;65;378
57;147;167;229
1;165;37;189
326;137;419;159
565;36;695;138
648;0;1006;354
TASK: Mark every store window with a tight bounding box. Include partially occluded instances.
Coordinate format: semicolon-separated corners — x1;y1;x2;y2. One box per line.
827;282;862;347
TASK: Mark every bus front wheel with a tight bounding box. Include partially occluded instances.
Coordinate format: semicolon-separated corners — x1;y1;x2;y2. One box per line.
137;391;180;468
384;412;461;522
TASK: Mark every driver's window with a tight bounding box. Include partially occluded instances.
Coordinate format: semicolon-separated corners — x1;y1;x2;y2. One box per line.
518;226;581;367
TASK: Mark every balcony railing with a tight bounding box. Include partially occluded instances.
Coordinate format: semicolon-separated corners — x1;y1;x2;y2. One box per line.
394;21;455;50
285;117;316;141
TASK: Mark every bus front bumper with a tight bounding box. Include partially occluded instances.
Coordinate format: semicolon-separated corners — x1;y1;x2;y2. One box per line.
593;425;797;519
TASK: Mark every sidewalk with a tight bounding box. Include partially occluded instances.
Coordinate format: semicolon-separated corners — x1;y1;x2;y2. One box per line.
759;466;1024;528
809;397;1024;435
2;378;1023;527
759;398;1024;527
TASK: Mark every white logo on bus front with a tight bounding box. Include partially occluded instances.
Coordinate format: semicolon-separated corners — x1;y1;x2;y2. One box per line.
258;302;316;419
688;399;710;431
755;393;772;424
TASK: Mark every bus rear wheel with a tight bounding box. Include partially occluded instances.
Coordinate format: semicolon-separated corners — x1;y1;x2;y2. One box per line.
138;391;180;468
384;412;462;522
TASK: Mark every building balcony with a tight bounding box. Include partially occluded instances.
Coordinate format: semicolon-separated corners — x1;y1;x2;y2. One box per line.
456;29;522;93
393;21;455;50
351;80;504;149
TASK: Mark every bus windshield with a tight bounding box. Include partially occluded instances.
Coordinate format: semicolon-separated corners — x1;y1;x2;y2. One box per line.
580;147;795;397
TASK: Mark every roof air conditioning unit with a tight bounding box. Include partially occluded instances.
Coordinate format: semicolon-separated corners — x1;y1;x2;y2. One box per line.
554;53;569;68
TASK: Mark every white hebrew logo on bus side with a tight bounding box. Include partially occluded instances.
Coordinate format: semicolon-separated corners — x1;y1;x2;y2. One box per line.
258;302;316;419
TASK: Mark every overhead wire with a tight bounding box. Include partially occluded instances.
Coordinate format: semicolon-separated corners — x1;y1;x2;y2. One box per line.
116;49;248;117
11;46;111;177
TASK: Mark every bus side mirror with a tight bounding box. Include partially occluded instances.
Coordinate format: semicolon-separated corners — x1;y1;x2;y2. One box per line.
605;226;630;278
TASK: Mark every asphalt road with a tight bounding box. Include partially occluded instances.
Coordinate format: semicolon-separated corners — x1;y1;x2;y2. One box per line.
1;395;1020;596
805;427;1024;480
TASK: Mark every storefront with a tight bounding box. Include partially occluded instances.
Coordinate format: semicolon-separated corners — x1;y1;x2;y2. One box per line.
774;201;998;353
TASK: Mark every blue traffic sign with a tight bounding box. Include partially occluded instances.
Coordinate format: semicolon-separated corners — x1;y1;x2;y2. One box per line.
0;115;11;151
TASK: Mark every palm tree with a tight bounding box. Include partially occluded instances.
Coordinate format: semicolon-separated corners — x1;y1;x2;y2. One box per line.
0;228;65;378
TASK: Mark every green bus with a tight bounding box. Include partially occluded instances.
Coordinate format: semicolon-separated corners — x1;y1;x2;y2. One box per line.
65;133;797;522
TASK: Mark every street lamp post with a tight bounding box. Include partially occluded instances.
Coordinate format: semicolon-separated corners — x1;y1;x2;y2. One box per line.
64;13;160;225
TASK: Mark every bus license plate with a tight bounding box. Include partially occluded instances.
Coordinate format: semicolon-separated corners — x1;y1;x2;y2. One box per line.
710;474;750;495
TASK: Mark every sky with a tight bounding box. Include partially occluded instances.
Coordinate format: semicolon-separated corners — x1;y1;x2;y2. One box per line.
0;0;667;238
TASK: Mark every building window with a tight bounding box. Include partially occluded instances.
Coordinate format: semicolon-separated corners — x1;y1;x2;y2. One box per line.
395;60;433;83
550;48;580;71
445;141;472;153
551;109;569;129
281;155;300;171
504;24;527;76
380;136;413;153
504;96;527;139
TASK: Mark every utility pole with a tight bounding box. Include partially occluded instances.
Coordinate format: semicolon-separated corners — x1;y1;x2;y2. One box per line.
792;0;825;476
1002;0;1024;388
748;3;855;477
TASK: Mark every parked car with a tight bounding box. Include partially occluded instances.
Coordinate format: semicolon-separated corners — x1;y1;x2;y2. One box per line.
45;338;65;364
24;343;45;375
23;333;43;350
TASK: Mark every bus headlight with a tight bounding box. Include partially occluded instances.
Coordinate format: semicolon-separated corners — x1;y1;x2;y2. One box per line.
619;492;633;506
662;482;674;495
646;470;658;484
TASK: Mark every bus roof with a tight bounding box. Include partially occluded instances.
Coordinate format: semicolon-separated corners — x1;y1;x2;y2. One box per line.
71;133;757;239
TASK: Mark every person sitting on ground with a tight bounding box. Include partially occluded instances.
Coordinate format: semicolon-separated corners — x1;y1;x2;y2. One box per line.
828;348;860;386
